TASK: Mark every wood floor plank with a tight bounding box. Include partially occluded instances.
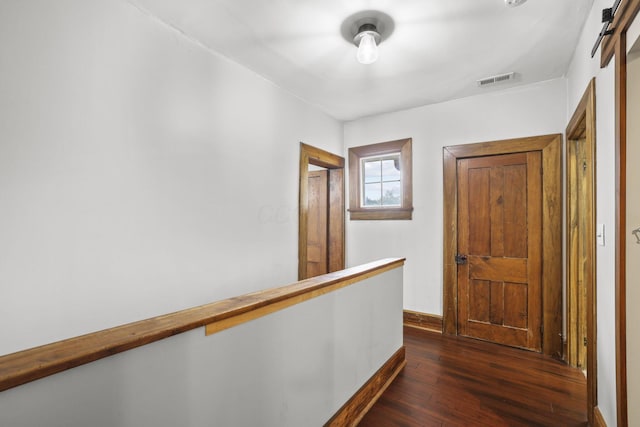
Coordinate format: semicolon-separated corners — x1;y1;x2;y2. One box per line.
359;327;587;427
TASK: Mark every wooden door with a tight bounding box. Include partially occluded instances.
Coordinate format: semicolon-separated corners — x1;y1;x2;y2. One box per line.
457;152;542;351
306;170;328;277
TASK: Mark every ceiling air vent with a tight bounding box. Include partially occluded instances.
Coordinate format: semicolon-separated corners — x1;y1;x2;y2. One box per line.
477;72;515;87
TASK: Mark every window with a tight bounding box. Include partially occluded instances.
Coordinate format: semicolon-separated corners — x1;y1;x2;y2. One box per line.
348;138;413;220
362;154;402;207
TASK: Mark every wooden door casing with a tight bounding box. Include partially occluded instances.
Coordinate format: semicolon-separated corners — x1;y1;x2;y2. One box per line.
457;152;542;351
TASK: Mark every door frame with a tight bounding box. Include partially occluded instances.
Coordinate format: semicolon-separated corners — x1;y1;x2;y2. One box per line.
298;143;345;280
443;134;562;357
566;79;597;425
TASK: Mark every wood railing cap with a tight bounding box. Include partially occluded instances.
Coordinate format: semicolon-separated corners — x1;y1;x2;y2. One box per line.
0;257;405;393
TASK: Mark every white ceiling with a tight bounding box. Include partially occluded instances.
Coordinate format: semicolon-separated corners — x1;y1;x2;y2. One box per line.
131;0;594;121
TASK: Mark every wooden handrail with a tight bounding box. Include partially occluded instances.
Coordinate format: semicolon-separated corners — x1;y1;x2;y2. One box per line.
0;258;404;393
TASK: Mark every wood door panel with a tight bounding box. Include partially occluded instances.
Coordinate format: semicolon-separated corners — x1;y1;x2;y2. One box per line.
469;257;527;283
489;281;504;325
489;168;505;257
466;321;528;349
469;280;490;323
504;282;528;329
466;280;528;329
465;152;526;168
307;244;323;262
468;168;491;255
503;165;528;258
457;151;542;351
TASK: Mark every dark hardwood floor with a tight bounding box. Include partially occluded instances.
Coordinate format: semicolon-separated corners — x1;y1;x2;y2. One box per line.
359;326;587;427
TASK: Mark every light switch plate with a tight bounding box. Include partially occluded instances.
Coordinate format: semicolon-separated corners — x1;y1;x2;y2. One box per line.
597;223;605;246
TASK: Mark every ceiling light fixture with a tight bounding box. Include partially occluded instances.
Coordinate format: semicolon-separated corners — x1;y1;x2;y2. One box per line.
504;0;527;6
354;24;381;64
341;11;394;66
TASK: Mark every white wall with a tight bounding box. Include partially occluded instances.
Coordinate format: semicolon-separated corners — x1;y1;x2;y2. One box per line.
0;266;404;427
565;0;618;424
0;0;342;356
344;79;566;315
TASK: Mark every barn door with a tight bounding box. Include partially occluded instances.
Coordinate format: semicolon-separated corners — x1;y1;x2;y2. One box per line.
456;152;542;351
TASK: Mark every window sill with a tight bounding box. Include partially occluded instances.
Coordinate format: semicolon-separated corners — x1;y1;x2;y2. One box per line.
348;207;413;220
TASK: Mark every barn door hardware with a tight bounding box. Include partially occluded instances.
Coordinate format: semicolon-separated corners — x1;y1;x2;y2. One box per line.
591;0;622;57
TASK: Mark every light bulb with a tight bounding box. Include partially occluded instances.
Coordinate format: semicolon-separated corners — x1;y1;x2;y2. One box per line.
357;32;378;64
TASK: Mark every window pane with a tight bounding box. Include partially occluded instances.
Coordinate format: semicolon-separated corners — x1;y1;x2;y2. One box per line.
382;181;401;206
381;158;401;181
364;182;382;206
363;160;381;183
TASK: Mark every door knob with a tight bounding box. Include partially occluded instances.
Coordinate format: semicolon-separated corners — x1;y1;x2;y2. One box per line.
455;254;468;265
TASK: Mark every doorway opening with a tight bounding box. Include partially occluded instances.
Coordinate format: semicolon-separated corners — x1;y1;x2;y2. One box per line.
566;79;597;425
298;143;345;280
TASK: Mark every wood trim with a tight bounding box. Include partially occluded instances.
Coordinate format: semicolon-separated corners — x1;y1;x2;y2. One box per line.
567;79;595;136
299;143;345;280
566;78;598;425
347;207;413;221
566;137;579;365
443;147;458;335
442;134;563;357
205;259;404;335
325;346;406;427
348;138;413;221
594;406;608;427
403;310;443;333
588;79;599;423
300;142;345;169
541;138;562;358
0;258;404;393
615;38;628;427
528;151;544;351
299;146;310;280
